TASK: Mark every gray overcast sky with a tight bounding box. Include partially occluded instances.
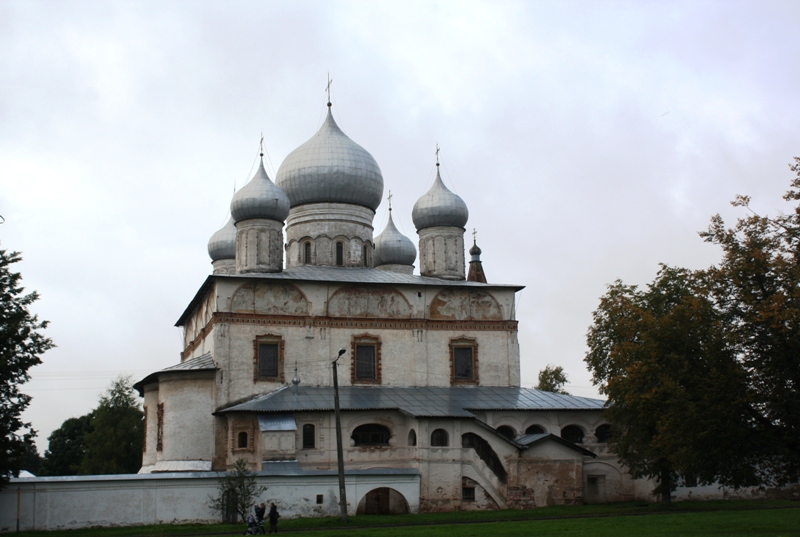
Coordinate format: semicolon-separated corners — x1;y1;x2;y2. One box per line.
2;0;798;453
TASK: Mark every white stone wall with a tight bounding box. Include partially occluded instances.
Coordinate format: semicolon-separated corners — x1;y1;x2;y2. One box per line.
0;471;420;532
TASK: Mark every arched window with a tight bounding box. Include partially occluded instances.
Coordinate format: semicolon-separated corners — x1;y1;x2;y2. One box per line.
335;242;344;266
352;424;390;446
303;242;312;265
303;424;315;449
237;431;248;449
595;424;612;444
363;244;368;266
408;429;417;446
525;424;545;435
431;428;449;447
561;425;584;444
496;425;516;440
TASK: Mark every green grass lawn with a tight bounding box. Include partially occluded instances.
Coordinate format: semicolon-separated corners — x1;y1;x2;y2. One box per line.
14;500;800;537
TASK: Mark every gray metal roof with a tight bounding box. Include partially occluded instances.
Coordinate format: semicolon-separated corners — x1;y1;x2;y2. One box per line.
515;432;597;457
218;386;605;417
258;413;297;432
258;460;419;477
134;353;217;394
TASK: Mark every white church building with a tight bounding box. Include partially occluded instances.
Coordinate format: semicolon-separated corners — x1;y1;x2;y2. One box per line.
132;98;636;514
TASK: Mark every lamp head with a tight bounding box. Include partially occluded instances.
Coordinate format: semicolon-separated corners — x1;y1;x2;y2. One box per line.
338;348;346;357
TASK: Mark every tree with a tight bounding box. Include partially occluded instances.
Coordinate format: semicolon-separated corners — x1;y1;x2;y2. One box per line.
535;364;570;394
208;459;266;523
698;156;800;484
585;266;757;503
40;413;93;476
585;158;800;502
0;247;53;486
80;376;143;474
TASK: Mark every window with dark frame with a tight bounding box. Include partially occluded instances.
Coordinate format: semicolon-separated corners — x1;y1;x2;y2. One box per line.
302;424;315;449
335;242;344;266
362;244;368;266
352;423;390;446
462;487;476;502
525;424;545;435
351;335;381;384
254;335;284;382
316;494;324;504
561;425;585;444
304;242;312;265
237;431;248;449
450;338;478;385
156;403;164;452
431;428;449;447
595;424;611;443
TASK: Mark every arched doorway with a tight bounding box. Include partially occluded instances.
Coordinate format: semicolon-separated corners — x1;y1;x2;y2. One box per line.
356;487;410;515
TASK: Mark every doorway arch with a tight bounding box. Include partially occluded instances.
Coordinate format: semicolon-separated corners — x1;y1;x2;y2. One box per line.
356;487;410;515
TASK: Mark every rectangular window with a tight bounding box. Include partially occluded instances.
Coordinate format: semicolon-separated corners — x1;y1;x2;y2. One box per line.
351;335;381;384
302;424;315;449
316;494;324;504
254;335;284;382
356;344;376;379
454;347;473;380
462;487;475;502
451;338;478;385
258;343;279;378
156;403;164;452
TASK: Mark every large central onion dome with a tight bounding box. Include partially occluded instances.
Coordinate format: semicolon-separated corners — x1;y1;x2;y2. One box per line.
374;210;416;267
412;167;469;230
230;160;291;223
276;107;384;210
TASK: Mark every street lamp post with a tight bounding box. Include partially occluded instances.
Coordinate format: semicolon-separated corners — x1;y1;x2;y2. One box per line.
332;348;348;523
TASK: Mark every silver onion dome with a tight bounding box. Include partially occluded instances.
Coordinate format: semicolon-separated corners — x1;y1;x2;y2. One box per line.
374;210;416;267
275;107;384;210
412;168;469;230
207;217;236;261
230;160;291;223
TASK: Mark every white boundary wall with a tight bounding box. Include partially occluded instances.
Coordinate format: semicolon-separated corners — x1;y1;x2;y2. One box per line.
0;470;420;532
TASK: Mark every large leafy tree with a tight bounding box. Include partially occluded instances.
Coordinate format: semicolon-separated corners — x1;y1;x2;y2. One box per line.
586;158;800;502
586;266;756;503
0;247;53;486
80;376;143;474
40;413;94;476
535;364;570;394
699;156;800;483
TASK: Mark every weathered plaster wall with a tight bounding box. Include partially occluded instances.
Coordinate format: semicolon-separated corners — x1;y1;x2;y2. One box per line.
0;472;420;532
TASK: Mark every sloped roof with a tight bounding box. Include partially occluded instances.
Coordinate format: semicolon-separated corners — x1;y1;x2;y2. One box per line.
133;353;217;395
516;432;597;457
217;386;605;418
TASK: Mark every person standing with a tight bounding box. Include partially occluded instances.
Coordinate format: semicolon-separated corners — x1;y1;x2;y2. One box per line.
268;502;280;534
255;503;266;534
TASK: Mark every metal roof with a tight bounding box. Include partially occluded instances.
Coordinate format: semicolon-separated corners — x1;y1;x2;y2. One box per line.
258;413;296;432
218;386;605;417
134;353;217;394
516;432;597;457
176;267;524;326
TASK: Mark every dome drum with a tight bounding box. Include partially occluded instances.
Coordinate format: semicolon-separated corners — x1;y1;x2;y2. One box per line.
285;203;375;269
418;226;466;280
235;219;284;273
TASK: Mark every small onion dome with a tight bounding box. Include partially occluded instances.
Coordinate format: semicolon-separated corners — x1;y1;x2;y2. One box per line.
469;240;482;261
412;168;469;230
207;216;236;261
230;160;291;223
374;211;417;267
275;107;383;210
